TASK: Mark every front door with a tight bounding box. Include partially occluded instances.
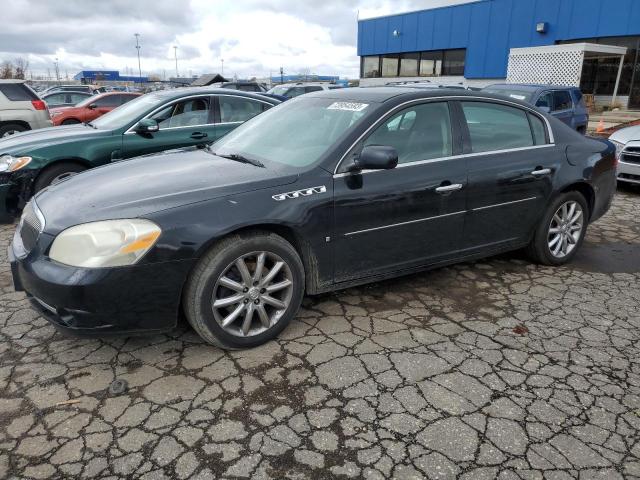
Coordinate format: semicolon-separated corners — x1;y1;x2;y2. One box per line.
121;95;216;159
333;101;467;282
458;100;562;251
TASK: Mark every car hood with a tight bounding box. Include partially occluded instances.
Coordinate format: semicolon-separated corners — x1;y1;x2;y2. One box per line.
0;124;108;154
609;124;640;144
35;147;298;233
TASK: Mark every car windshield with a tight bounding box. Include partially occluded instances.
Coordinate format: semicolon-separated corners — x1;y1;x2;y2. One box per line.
482;87;534;102
91;94;161;130
268;86;290;96
212;97;371;168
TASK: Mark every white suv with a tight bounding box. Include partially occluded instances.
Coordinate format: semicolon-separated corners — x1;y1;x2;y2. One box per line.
0;80;52;137
267;82;343;99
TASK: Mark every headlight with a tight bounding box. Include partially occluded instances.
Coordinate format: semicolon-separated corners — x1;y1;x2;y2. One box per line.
0;155;32;173
49;219;161;268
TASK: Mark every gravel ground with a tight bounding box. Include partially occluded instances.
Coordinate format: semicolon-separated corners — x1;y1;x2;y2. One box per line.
1;187;639;480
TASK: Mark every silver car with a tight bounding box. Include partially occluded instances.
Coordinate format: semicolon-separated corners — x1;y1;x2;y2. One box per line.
0;80;52;137
609;125;640;185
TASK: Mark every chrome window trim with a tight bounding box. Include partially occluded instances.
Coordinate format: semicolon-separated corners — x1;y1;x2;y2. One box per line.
344;210;465;237
332;144;555;178
333;95;555;174
123;93;273;135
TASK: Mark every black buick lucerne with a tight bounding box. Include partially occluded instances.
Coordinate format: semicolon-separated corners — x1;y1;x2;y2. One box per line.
9;88;617;349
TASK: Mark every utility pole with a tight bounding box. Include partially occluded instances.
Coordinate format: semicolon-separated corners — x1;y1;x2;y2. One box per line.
54;58;60;84
221;59;224;76
173;46;178;78
134;33;142;83
280;67;284;84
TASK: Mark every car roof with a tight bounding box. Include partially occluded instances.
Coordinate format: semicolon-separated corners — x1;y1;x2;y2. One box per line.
485;83;578;92
148;87;280;103
303;86;517;104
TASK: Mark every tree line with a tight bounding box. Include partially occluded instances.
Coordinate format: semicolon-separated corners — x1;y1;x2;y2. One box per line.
1;58;30;79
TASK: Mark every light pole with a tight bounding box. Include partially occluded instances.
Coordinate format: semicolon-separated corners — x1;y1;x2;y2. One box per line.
54;57;60;84
221;59;224;76
134;33;142;83
173;46;178;78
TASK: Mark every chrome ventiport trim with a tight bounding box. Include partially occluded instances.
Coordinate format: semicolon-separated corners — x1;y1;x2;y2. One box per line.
272;185;327;201
344;210;465;236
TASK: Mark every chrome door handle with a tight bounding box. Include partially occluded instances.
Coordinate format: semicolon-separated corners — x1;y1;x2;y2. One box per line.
531;168;551;176
435;183;463;194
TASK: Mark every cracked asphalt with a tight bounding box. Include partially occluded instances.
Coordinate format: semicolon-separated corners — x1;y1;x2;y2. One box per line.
1;186;640;479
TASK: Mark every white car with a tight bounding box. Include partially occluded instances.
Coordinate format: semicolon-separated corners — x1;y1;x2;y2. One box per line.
608;126;640;185
267;83;343;99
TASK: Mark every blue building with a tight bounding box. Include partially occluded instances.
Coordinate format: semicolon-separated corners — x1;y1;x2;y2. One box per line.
73;70;149;84
357;0;640;107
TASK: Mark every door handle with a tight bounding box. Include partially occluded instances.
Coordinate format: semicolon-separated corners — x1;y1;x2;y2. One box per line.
531;168;551;176
435;183;463;194
190;132;208;139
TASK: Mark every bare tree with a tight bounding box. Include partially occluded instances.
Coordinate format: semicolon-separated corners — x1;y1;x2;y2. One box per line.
0;61;13;79
13;57;29;79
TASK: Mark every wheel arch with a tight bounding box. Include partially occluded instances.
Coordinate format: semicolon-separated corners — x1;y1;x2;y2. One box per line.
32;158;92;193
559;181;595;220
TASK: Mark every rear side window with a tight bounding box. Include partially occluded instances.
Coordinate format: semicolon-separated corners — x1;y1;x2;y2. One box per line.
535;92;553;109
552;91;572;111
571;89;585;107
120;95;137;105
287;87;306;98
219;96;270;123
364;102;452;164
0;83;37;101
461;101;534;153
528;113;548;145
94;95;122;107
305;86;323;93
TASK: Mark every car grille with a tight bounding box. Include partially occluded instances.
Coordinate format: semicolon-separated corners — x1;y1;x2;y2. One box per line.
19;201;44;253
621;146;640;165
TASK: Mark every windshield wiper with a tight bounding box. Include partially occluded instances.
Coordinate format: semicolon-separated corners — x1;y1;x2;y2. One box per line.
208;148;264;168
83;121;97;129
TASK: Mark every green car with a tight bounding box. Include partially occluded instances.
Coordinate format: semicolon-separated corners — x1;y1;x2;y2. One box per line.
0;88;280;221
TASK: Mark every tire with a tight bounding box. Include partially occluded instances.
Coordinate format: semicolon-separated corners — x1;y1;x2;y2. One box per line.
34;163;87;192
526;191;589;265
184;231;305;349
61;119;81;125
0;123;27;138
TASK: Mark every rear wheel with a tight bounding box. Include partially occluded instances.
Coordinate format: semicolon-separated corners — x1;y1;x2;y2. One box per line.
184;231;305;349
34;162;87;192
526;191;588;265
0;123;27;138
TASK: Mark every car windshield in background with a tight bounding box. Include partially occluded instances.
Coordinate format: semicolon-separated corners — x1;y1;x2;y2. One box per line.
268;86;290;96
91;94;161;130
482;88;534;103
212;97;371;168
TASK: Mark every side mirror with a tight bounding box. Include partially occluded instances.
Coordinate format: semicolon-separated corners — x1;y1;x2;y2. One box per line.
134;118;159;134
350;145;398;171
88;103;97;109
538;105;551;114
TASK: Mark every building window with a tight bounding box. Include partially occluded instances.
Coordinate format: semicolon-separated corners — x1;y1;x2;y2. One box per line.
399;53;420;77
419;51;443;77
362;56;381;78
381;55;400;77
443;49;466;76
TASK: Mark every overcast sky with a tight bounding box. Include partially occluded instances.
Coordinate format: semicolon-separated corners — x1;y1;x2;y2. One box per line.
1;0;478;80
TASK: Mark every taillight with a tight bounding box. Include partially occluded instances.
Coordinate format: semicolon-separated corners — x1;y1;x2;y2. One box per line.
31;100;47;110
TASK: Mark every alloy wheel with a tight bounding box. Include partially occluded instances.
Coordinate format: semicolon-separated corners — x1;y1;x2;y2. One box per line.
211;251;294;337
547;200;584;258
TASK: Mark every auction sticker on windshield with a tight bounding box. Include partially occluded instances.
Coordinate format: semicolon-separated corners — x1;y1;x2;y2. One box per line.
327;102;369;112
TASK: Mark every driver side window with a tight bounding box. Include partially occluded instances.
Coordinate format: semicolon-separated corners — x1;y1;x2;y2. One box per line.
151;97;211;129
363;102;452;164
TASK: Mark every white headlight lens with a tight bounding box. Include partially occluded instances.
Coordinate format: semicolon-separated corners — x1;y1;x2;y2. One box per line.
610;140;624;160
49;219;161;268
0;155;32;172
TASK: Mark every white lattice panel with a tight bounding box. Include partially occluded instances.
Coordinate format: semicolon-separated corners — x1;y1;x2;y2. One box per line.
506;50;584;86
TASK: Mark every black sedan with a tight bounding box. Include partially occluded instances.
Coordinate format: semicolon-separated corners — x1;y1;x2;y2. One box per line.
10;88;617;349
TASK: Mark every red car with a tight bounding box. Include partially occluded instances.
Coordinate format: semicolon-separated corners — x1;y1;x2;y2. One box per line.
50;92;141;126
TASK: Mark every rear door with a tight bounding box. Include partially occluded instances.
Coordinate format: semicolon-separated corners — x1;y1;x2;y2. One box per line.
121;95;216;159
459;100;563;251
214;94;274;139
333;100;467;281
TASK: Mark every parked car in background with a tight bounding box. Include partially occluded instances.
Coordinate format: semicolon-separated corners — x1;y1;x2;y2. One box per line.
267;82;342;99
0;80;52;138
8;88;616;348
482;84;588;134
50;92;141;126
42;84;105;95
212;81;267;92
608;125;640;185
0;88;280;220
41;91;93;109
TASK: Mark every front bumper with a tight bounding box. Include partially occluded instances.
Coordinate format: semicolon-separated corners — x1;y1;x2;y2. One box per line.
9;240;195;336
617;160;640;185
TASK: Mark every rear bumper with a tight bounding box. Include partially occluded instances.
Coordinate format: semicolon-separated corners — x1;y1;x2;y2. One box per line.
617;160;640;184
9;241;195;336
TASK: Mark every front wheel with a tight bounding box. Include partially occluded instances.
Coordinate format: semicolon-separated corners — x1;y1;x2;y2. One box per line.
526;191;588;265
34;163;87;192
184;231;305;349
